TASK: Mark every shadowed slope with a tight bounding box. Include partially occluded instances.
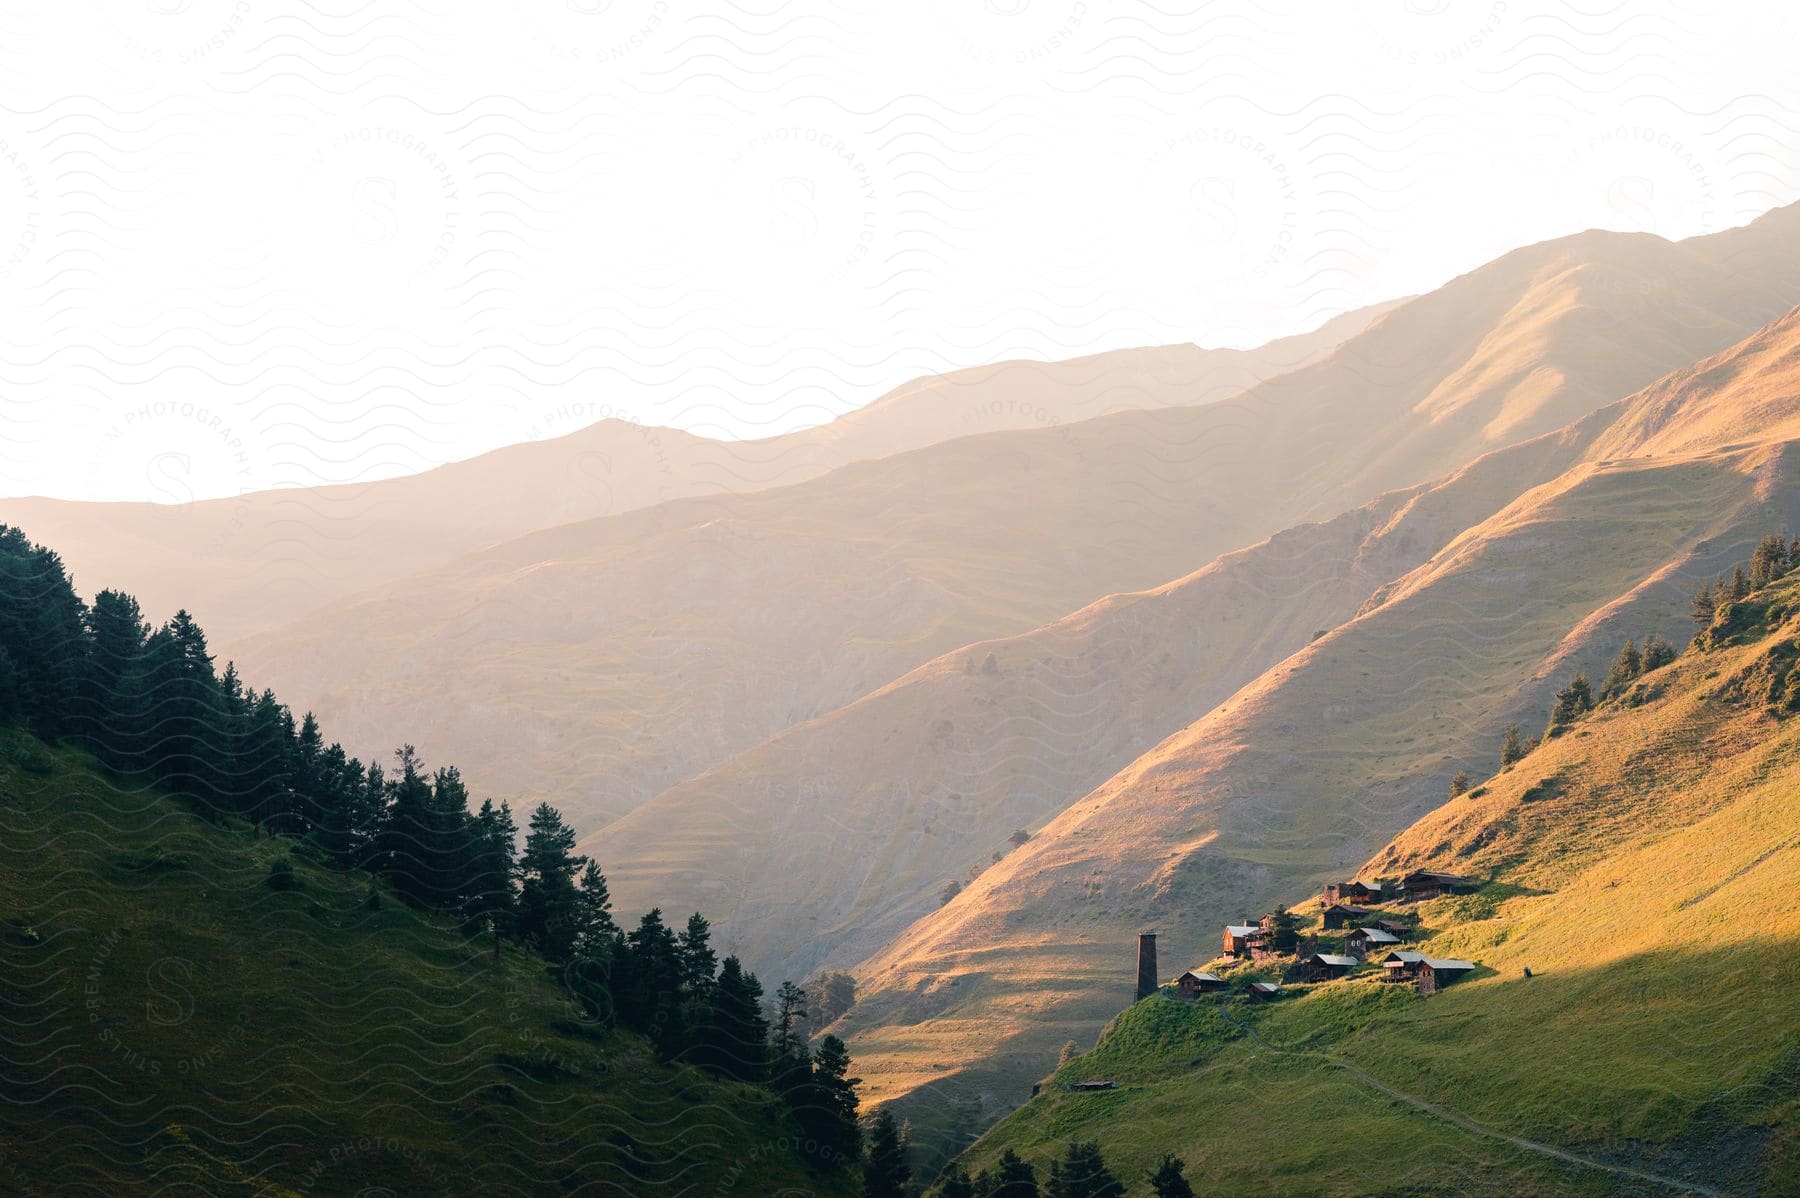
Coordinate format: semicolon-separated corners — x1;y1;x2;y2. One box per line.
0;732;854;1198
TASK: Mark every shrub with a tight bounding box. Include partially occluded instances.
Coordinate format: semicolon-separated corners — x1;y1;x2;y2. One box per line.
268;858;299;891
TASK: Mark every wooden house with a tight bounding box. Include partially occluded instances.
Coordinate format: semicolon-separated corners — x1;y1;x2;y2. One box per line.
1305;952;1356;981
1320;903;1373;930
1380;950;1428;980
1400;870;1478;902
1069;1079;1117;1092
1222;923;1265;957
1244;981;1282;1003
1175;969;1227;997
1323;880;1381;905
1344;927;1400;958
1373;919;1412;939
1418;958;1477;995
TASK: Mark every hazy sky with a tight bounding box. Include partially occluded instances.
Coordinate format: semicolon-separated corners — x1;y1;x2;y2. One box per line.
2;0;1795;502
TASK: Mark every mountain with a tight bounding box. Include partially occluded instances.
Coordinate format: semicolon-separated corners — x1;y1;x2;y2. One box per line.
0;728;854;1197
231;210;1800;842
948;564;1800;1196
839;302;1800;1150
587;206;1800;973
595;416;1606;986
0;308;1383;646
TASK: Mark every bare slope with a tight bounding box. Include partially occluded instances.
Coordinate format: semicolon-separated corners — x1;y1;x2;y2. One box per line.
231;211;1800;837
841;304;1800;1134
953;576;1800;1196
0;308;1381;645
597;413;1609;984
588;206;1800;962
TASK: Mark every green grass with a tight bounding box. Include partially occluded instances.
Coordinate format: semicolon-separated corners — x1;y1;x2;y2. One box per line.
0;731;854;1197
948;580;1800;1196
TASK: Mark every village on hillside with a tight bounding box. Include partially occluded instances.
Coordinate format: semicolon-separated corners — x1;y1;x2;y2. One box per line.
1151;869;1487;1007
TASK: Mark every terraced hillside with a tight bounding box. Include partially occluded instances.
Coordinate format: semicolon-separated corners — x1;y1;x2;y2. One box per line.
947;568;1800;1196
841;302;1800;1148
0;732;854;1198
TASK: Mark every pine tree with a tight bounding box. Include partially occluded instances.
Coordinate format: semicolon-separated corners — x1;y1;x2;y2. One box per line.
1731;564;1750;602
1269;905;1300;951
1691;580;1718;629
801;1034;862;1170
622;908;687;1053
0;528;87;737
1546;672;1595;736
373;746;439;904
517;802;585;961
1601;638;1644;700
1641;632;1676;671
1147;1154;1195;1198
861;1108;911;1198
1448;770;1471;799
1045;1142;1123;1198
983;1149;1039;1198
1499;723;1525;767
78;588;148;754
677;911;716;993
771;979;811;1094
936;1165;975;1198
1751;534;1787;587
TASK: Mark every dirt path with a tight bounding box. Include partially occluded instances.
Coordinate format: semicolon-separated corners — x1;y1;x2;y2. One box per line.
1213;1005;1728;1197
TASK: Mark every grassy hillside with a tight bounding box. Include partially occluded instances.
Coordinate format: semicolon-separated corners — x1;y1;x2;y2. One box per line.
841;305;1800;1149
948;573;1800;1197
0;733;854;1197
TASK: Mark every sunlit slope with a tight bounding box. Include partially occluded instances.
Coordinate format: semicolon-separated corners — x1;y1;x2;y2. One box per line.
0;307;1384;647
843;306;1800;1129
237;213;1800;834
0;733;849;1198
955;581;1800;1196
597;411;1612;985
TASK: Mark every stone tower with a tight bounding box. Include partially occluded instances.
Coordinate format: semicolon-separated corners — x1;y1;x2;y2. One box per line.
1135;931;1158;1000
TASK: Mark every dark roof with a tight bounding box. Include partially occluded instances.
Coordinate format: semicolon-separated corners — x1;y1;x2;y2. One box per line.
1404;870;1476;886
1321;903;1373;915
1177;970;1223;984
1070;1080;1117;1091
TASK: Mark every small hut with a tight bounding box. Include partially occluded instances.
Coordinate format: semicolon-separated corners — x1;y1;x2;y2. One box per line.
1381;950;1428;980
1244;981;1282;1003
1418;958;1477;994
1306;953;1357;981
1175;969;1227;998
1320;903;1373;930
1400;870;1478;903
1345;927;1401;959
1069;1079;1118;1092
1323;880;1381;905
